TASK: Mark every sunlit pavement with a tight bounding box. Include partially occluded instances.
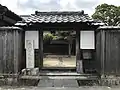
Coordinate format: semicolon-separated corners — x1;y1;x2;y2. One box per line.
0;86;120;90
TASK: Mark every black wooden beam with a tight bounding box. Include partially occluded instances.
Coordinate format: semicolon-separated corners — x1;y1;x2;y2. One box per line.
22;31;26;69
68;43;71;57
39;30;43;68
20;23;99;31
76;30;83;73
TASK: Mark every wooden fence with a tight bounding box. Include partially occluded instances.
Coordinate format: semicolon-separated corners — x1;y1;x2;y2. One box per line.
0;27;25;74
96;26;120;75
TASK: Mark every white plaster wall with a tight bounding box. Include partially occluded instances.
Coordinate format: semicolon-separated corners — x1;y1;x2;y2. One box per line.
80;31;95;49
25;31;38;49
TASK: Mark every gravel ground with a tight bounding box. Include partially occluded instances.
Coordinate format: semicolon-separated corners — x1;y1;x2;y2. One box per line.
0;86;120;90
43;56;76;67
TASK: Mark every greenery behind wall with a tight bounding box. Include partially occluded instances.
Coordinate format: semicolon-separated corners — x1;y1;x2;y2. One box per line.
92;3;120;26
43;31;75;44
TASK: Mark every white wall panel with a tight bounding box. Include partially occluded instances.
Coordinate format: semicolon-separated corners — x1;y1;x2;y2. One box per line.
80;31;95;49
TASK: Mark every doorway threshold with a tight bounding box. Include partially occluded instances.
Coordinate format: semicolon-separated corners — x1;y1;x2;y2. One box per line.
40;67;76;72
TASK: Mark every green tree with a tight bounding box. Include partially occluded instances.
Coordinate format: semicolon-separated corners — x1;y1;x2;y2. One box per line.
92;3;120;26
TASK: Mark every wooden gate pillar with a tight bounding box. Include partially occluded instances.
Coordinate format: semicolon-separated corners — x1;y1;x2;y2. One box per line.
76;30;83;73
39;30;43;68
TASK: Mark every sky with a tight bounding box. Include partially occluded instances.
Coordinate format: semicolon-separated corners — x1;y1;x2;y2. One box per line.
0;0;120;16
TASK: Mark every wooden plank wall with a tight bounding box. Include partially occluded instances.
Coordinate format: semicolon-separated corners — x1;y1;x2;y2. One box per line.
104;30;120;75
96;28;120;75
0;27;25;74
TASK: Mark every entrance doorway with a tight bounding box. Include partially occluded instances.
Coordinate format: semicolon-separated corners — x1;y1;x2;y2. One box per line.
43;30;76;68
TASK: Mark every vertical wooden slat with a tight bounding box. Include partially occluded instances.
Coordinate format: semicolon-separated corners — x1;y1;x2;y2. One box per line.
105;31;108;74
7;30;14;73
11;30;14;73
18;31;23;71
13;30;19;74
18;31;20;70
15;29;24;73
101;30;105;75
107;31;111;74
3;31;7;73
39;30;43;68
0;31;4;73
95;31;101;73
76;30;83;73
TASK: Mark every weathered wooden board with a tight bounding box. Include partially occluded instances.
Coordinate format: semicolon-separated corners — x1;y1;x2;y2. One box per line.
0;27;24;74
104;30;120;74
76;31;83;73
96;28;120;75
0;31;4;73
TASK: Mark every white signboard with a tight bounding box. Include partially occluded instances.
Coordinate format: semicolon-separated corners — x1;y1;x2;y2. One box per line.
80;31;95;49
25;31;38;49
26;40;34;68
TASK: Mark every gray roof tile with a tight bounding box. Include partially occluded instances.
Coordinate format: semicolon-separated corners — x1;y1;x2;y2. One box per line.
18;11;103;26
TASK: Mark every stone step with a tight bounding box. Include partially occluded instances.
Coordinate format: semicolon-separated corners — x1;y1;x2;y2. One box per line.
20;75;99;80
39;72;94;76
37;79;79;87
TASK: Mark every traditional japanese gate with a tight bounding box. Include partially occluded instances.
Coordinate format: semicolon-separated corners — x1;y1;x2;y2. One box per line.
17;11;102;73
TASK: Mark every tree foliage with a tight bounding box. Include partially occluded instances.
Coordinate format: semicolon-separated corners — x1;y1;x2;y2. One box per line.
92;3;120;26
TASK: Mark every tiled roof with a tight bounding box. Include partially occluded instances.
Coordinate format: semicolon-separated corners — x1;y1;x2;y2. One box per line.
0;4;22;21
20;11;103;24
